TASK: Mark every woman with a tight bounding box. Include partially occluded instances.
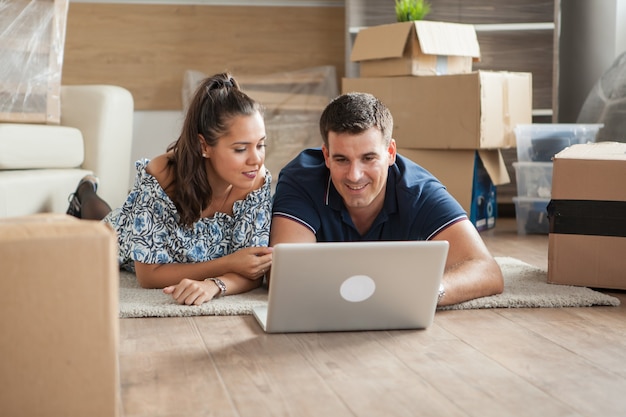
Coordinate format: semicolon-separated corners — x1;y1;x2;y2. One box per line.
67;72;273;305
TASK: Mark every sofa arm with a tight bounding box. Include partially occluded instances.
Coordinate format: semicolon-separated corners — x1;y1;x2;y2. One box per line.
60;85;134;210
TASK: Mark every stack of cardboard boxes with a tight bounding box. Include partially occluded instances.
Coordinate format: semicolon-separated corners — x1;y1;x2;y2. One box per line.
342;20;533;231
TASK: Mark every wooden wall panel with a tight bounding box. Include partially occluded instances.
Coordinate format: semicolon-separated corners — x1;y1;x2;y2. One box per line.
63;3;345;110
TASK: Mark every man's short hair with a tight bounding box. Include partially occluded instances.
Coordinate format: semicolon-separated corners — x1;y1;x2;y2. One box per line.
319;92;393;147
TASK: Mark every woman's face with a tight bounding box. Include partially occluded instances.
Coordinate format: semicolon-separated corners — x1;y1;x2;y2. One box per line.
203;111;267;190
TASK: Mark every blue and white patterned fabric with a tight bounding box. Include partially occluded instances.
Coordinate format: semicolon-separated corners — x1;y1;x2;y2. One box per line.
104;159;272;272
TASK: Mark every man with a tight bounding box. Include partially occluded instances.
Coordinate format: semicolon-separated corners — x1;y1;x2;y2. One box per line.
270;92;503;306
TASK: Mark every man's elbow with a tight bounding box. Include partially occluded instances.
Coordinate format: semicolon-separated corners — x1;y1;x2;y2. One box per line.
488;260;505;296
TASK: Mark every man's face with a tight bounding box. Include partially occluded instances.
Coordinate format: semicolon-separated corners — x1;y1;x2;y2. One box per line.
322;127;396;213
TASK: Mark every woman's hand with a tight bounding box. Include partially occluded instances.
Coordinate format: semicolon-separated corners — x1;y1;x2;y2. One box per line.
163;278;220;305
226;246;273;280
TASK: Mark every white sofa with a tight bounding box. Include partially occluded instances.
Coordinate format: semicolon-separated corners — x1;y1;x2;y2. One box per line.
0;85;134;218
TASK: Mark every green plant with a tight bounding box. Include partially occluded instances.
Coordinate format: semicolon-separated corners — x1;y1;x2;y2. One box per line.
395;0;431;22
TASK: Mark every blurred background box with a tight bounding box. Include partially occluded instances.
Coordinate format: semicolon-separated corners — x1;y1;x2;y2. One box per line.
343;71;532;150
350;20;480;77
400;148;509;231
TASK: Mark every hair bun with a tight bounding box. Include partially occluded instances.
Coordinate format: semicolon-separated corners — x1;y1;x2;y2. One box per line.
208;78;234;91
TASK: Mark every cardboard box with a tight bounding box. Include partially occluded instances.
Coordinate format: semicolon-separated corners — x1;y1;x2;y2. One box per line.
350;20;481;77
342;71;532;150
400;148;510;231
548;142;626;290
0;214;120;417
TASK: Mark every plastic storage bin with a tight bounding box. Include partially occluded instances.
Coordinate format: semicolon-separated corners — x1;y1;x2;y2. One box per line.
513;162;553;198
514;124;603;162
512;197;550;235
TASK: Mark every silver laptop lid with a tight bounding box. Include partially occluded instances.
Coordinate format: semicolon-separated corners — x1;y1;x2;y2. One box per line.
257;240;449;333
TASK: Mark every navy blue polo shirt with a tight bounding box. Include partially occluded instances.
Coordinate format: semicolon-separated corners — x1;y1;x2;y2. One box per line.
272;148;467;242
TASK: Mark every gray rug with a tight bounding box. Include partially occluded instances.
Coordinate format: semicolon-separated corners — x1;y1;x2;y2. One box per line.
119;257;620;318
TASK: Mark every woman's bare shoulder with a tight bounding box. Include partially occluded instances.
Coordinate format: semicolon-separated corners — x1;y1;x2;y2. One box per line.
146;153;174;190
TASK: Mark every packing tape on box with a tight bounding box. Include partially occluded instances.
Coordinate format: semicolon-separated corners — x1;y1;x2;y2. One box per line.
547;199;626;237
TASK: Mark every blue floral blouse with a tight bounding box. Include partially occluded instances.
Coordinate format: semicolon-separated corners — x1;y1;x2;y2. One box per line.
103;159;272;272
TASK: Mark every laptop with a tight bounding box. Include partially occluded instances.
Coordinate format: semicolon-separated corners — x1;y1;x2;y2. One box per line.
252;240;449;333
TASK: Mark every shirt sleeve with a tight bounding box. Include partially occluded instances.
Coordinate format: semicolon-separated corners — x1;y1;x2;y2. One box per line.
117;175;181;264
104;159;197;266
412;178;468;240
272;151;326;234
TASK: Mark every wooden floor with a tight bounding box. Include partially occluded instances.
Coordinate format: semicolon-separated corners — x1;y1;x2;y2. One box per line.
119;218;626;417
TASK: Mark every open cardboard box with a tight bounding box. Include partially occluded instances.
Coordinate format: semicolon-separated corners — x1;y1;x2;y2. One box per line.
400;148;510;231
548;142;626;290
342;71;532;150
351;20;480;77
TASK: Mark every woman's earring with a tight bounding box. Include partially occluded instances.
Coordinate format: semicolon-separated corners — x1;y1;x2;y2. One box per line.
202;153;207;158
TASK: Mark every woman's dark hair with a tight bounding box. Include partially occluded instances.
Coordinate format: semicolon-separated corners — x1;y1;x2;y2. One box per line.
166;72;263;226
319;92;393;147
